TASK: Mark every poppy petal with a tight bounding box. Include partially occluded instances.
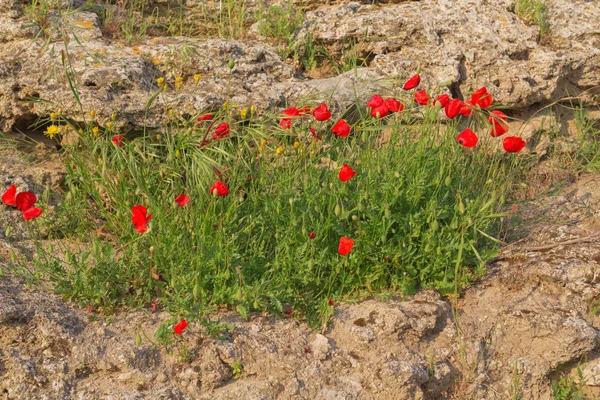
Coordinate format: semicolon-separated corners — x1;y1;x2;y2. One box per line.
1;185;17;206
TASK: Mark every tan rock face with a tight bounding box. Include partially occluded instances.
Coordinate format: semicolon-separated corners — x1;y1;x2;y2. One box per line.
296;0;600;107
0;0;599;132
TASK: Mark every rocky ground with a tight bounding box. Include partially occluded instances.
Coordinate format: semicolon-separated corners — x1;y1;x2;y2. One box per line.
1;0;599;132
1;143;600;399
2;0;600;398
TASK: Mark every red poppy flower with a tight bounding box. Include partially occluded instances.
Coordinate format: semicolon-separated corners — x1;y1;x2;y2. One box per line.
435;94;450;108
489;110;509;137
175;194;191;207
339;164;357;182
16;192;36;212
328;298;334;306
338;236;354;256
281;107;302;117
198;114;213;121
111;135;123;147
1;185;16;206
210;181;230;197
370;104;389;118
284;310;293;315
310;128;322;141
414;90;429;106
23;207;43;220
444;99;464;119
174;319;188;335
312;104;331;121
331;119;351;138
309;232;316;239
403;74;421;90
132;205;152;233
385;98;404;113
456;129;478;148
279;118;292;130
470;87;492;109
459;104;473;117
212;122;231;140
367;95;384;108
503;136;526;153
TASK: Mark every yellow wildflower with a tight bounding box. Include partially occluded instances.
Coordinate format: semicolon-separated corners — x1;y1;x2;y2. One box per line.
57;108;62;115
310;150;315;156
240;108;248;119
106;122;114;129
276;146;284;156
175;77;183;84
90;110;96;118
223;101;229;108
168;109;174;116
163;84;168;90
78;128;83;134
111;113;116;120
97;157;102;164
44;125;60;139
176;82;183;90
250;105;256;115
258;146;264;152
293;141;300;149
175;149;180;157
355;125;361;131
50;112;58;121
92;127;99;135
194;74;201;83
156;134;161;140
260;139;267;146
157;77;164;86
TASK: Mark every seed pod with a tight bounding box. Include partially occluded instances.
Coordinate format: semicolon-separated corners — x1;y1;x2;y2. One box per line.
136;333;142;346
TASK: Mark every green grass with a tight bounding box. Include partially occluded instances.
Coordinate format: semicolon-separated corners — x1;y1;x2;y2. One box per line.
514;0;549;37
551;365;589;400
254;2;304;61
14;85;533;329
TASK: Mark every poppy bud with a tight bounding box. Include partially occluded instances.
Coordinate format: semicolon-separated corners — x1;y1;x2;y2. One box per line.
334;204;341;217
431;220;438;231
445;176;452;186
385;207;391;220
0;267;3;277
4;226;10;237
352;215;358;221
458;201;465;214
193;281;200;300
228;59;235;70
136;333;142;346
149;246;155;254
